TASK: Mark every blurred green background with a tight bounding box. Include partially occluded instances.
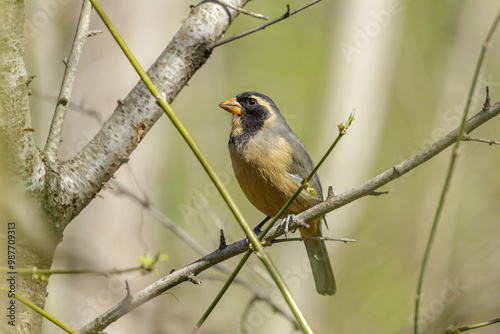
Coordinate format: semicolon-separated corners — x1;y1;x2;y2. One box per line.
21;0;500;333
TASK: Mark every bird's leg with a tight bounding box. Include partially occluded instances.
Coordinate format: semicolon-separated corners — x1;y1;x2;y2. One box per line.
246;217;271;249
278;214;296;238
253;216;271;237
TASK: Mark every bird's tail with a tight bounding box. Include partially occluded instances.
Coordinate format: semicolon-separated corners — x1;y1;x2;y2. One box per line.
301;218;336;295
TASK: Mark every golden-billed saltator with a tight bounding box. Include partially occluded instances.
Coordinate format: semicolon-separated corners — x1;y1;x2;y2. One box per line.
219;91;336;296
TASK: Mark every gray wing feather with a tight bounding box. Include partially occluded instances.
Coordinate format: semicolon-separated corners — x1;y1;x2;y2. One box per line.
284;129;324;201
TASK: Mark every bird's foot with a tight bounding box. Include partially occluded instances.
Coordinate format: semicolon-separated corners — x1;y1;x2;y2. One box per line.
246;217;271;249
278;214;296;238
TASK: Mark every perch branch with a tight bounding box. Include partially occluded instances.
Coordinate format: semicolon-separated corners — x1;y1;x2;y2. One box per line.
295;102;500;227
78;101;499;334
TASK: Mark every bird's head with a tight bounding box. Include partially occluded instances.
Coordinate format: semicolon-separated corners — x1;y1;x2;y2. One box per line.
219;91;285;145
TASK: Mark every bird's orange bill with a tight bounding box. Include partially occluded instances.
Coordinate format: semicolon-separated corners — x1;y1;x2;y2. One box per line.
219;97;242;115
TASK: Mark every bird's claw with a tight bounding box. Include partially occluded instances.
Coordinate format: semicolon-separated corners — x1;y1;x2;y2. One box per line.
279;214;296;238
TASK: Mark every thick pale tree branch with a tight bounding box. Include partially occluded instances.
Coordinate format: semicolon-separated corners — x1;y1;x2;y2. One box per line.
78;101;499;334
44;0;251;237
0;0;43;191
0;2;51;333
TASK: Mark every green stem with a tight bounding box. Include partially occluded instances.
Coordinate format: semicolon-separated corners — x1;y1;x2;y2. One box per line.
191;251;253;334
90;0;247;241
2;286;78;334
193;110;355;333
435;317;500;333
89;1;313;331
0;266;143;276
413;10;500;334
453;317;500;332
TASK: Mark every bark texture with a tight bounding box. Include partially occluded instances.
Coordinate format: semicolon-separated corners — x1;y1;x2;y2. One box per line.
0;1;249;333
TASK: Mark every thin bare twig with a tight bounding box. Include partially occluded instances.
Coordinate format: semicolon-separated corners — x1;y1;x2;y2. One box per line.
33;91;104;124
369;191;389;196
213;0;323;47
462;135;499;145
327;185;334;199
217;0;268;20
87;29;102;37
219;229;227;250
44;0;92;161
193;191;230;245
111;181;216;260
270;236;356;244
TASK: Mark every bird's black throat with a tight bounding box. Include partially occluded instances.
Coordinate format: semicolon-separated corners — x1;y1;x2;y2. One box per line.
229;113;266;148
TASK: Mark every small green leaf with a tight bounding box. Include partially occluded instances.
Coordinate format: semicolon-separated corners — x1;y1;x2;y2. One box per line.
301;179;317;198
139;251;169;274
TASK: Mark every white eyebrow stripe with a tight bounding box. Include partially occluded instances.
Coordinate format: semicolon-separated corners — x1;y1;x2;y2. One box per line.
252;95;277;121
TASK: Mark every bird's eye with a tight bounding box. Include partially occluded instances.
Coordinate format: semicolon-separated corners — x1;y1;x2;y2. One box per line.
248;98;257;106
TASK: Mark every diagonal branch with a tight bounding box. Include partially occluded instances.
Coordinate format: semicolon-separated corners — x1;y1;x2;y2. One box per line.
295;101;500;226
43;0;92;162
78;101;500;334
213;0;323;48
